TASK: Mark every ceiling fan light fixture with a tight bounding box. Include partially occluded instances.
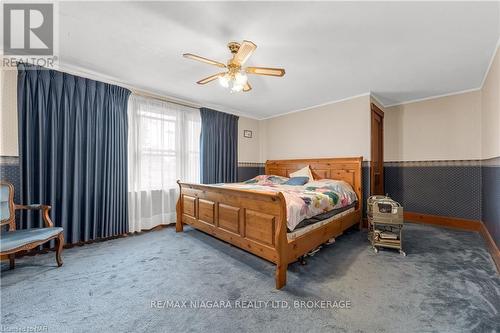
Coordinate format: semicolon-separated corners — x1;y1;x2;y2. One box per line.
219;71;247;92
184;40;285;93
218;74;230;88
234;71;248;86
231;83;244;93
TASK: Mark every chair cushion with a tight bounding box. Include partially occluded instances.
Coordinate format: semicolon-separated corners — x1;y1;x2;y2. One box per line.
0;183;12;221
0;227;63;252
0;184;10;202
0;202;10;221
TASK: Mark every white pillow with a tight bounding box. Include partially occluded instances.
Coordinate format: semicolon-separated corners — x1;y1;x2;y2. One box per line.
289;166;314;181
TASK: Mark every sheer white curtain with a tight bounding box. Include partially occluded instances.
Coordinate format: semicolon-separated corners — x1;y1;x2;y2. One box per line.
128;95;201;232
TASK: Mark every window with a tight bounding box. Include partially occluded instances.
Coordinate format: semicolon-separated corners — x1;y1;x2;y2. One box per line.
129;96;201;191
127;94;200;232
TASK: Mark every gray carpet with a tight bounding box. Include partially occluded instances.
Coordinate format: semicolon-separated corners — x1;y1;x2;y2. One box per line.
1;223;499;333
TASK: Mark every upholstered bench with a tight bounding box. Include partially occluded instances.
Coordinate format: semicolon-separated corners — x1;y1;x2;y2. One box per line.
0;182;64;269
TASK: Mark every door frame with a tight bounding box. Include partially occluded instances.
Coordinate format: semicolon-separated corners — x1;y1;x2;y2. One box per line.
370;103;384;195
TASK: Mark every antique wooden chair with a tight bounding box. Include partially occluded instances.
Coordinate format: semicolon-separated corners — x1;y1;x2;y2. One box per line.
0;181;64;269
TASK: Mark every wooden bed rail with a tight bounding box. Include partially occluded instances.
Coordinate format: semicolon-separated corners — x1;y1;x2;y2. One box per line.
176;181;289;288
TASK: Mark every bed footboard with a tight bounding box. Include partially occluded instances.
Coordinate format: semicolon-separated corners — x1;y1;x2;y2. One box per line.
176;181;289;288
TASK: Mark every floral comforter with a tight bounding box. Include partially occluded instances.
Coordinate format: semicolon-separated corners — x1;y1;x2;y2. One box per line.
217;175;358;231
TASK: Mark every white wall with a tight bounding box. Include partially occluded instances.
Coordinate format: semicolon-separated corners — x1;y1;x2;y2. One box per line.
481;44;500;160
383;90;482;161
261;95;372;161
0;68;18;156
238;116;261;163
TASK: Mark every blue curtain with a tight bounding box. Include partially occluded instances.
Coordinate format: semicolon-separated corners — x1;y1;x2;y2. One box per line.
200;108;238;184
17;63;130;243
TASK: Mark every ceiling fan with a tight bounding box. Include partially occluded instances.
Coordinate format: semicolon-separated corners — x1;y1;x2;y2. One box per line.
183;40;285;93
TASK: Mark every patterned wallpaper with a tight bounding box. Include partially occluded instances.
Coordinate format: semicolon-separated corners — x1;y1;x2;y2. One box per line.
237;166;264;182
482;157;500;247
384;163;481;220
383;156;498;247
0;156;20;203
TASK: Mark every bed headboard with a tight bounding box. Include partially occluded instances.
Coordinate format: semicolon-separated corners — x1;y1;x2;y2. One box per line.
265;157;363;205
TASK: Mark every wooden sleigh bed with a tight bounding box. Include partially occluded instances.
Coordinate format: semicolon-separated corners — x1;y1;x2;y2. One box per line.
176;157;363;289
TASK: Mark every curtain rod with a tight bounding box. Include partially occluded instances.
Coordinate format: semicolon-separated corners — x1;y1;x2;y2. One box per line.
13;60;201;110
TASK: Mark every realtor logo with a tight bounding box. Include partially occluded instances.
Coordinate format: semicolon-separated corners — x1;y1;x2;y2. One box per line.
3;3;53;55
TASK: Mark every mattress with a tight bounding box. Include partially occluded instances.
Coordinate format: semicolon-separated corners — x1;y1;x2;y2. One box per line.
289;202;357;231
287;203;357;241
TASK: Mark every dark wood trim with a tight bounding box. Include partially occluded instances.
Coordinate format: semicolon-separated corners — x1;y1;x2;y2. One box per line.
404;211;480;231
371;103;385;117
480;222;500;273
62;224;173;247
370;103;384;195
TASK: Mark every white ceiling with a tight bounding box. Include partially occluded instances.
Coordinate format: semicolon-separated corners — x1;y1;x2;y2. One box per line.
58;1;500;119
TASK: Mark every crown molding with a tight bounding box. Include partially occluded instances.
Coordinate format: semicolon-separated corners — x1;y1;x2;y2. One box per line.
369;92;386;108
381;87;482;108
480;35;500;89
259;92;371;120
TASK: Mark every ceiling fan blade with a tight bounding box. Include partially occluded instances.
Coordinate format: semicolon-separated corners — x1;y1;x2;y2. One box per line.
232;40;257;66
246;67;285;77
196;73;225;85
243;82;252;92
183;53;226;68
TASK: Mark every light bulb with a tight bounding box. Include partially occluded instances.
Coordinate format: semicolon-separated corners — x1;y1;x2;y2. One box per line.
218;74;230;88
234;72;248;86
231;83;244;93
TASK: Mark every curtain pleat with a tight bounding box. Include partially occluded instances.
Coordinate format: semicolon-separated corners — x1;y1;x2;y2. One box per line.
17;63;130;244
199;108;238;184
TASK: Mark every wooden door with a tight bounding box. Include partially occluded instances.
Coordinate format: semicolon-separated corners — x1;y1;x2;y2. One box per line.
370;103;384;195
